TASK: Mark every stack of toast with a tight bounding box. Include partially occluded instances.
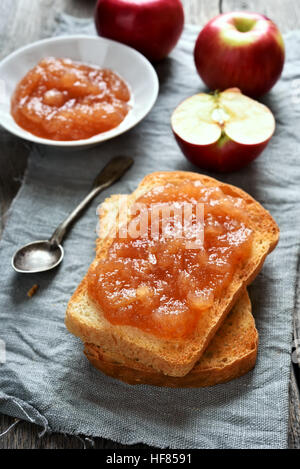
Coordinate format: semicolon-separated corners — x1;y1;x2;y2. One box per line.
66;172;279;387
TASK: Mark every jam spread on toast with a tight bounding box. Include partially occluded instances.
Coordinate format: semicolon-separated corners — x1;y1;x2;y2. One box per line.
11;58;130;141
88;181;253;339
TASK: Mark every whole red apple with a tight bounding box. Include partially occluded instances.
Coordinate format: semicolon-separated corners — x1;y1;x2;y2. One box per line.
194;12;285;97
171;88;275;172
94;0;184;62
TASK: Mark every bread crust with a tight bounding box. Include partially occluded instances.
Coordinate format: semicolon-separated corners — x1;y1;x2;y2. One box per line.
65;171;278;377
83;291;258;387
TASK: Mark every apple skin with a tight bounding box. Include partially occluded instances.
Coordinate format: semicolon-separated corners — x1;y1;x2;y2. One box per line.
94;0;184;62
194;12;285;97
172;132;272;173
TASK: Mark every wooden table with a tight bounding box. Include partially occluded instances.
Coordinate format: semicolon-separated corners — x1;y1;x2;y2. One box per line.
0;0;299;449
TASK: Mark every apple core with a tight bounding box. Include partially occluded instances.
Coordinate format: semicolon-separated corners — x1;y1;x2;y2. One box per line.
211;107;230;126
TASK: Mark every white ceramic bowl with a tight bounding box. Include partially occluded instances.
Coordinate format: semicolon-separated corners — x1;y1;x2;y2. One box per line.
0;35;159;148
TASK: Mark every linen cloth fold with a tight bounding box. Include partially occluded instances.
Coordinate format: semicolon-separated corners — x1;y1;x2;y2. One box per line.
0;15;299;448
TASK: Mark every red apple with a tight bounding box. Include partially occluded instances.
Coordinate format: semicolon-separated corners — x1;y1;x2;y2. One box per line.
94;0;184;62
194;12;285;97
171;88;275;172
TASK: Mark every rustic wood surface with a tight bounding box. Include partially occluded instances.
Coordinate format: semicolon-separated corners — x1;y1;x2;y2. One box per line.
0;0;299;449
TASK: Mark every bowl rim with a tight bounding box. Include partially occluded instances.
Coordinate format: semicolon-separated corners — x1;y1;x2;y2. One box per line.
0;34;159;147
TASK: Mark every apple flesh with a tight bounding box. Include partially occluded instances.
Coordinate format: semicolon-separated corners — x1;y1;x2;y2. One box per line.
171;88;275;172
94;0;184;62
194;12;285;97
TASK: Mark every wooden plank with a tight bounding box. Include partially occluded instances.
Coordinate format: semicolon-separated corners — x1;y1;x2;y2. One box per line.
0;0;96;60
181;0;219;25
222;0;300;33
0;134;30;233
289;366;300;448
63;0;98;18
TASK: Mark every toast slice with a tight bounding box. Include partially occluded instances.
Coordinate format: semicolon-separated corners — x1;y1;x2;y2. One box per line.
84;290;258;387
66;171;279;377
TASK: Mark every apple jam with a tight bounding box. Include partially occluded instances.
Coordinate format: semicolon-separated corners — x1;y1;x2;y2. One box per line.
11;58;131;141
88;181;253;340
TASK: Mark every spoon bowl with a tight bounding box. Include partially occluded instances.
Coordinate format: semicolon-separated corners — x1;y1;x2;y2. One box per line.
11;156;134;274
12;240;64;273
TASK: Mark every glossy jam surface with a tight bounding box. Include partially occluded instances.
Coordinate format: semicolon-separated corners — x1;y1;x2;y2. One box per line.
11;58;131;141
88;182;253;339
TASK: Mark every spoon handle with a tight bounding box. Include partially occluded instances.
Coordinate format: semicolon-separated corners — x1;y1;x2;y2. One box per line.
49;156;133;246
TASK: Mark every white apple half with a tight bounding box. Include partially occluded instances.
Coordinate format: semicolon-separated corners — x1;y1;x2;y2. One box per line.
171;88;275;172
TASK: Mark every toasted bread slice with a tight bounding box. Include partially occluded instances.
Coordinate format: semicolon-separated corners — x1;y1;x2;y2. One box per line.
84;290;258;387
66;171;278;377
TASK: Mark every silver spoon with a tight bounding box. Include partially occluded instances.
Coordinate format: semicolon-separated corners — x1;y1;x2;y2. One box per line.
12;156;133;274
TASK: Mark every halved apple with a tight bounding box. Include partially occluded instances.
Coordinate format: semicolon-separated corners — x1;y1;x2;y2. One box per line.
171;88;275;172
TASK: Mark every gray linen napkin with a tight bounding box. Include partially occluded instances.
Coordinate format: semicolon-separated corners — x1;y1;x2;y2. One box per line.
0;15;299;449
